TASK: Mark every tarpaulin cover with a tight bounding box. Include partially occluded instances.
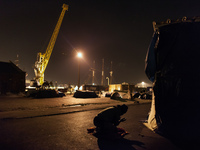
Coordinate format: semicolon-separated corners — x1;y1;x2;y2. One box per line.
146;21;200;141
73;90;98;98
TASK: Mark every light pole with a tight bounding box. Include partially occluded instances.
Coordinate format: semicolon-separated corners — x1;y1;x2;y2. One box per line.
106;77;109;85
77;52;82;90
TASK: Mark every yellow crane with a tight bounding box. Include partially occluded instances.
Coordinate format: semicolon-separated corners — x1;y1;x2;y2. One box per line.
34;4;68;86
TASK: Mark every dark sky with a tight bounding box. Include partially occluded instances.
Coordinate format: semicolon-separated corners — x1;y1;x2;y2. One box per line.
0;0;199;85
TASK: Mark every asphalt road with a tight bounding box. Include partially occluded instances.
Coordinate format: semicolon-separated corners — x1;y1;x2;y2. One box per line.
0;103;180;150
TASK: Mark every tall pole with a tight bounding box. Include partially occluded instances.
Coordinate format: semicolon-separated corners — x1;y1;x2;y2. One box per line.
106;77;109;85
15;54;19;67
110;61;113;84
78;59;80;90
77;52;82;90
92;60;95;85
101;58;104;85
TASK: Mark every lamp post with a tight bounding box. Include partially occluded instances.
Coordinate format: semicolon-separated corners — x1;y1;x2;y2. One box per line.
106;77;109;85
77;52;82;90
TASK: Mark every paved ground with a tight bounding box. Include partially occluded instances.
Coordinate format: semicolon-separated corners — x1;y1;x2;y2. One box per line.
0;104;181;150
0;94;187;149
0;94;151;119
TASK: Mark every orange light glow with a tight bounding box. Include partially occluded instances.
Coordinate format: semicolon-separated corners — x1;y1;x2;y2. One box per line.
77;52;82;58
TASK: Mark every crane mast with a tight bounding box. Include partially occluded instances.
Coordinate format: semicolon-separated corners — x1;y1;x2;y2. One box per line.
34;4;68;86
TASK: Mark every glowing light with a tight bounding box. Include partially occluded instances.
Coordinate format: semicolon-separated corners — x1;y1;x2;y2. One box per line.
118;85;121;91
74;86;78;91
74;85;82;91
141;81;145;88
77;52;82;58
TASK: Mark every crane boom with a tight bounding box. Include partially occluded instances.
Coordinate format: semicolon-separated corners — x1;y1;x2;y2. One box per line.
34;4;68;86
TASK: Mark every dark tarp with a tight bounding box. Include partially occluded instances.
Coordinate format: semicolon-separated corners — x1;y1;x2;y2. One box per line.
28;89;65;98
110;92;121;100
73;90;98;98
146;21;200;142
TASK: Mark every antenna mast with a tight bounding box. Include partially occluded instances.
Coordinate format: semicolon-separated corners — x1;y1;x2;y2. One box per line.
15;54;19;67
92;60;95;85
110;61;113;84
101;58;104;85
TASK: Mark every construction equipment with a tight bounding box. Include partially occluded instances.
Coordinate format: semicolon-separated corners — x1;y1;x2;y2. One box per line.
34;4;68;86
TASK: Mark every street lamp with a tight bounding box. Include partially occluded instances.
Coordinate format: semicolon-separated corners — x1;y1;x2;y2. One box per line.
77;52;82;90
141;81;145;88
77;52;82;58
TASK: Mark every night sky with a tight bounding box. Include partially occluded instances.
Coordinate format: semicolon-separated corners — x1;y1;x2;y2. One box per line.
0;0;199;85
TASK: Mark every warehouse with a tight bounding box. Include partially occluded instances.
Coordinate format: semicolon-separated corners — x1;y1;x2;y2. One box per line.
0;61;26;95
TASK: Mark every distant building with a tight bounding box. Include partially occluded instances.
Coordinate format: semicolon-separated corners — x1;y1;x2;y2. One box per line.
135;81;152;88
135;82;153;92
83;85;108;91
109;84;121;92
0;61;26;94
109;82;135;93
